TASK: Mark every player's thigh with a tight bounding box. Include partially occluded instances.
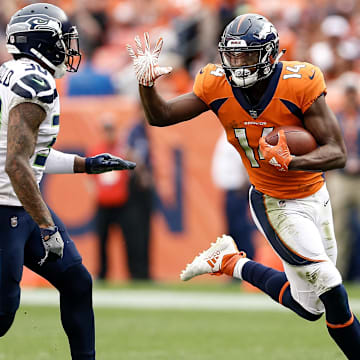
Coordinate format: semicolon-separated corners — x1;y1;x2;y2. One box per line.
249;187;328;265
0;206;34;314
317;186;337;264
24;209;82;284
249;186;342;313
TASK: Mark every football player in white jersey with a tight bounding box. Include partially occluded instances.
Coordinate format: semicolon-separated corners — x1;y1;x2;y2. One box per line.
0;3;135;359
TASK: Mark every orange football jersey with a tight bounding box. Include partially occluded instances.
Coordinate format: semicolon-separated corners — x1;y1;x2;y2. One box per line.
193;61;326;199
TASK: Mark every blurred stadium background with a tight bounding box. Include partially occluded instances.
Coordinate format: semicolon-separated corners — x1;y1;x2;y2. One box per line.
1;0;360;359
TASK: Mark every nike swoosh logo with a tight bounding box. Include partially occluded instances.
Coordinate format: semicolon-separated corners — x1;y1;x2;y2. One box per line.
32;77;46;86
324;199;330;206
309;70;316;80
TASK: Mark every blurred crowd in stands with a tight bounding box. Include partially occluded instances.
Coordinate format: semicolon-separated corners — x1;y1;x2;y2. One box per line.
2;0;360;98
2;0;360;281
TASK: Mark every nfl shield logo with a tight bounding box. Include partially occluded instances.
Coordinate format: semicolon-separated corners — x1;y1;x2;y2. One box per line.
10;216;18;228
249;110;258;119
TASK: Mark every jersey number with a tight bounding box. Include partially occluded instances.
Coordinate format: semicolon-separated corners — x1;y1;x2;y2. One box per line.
210;67;225;77
234;127;274;167
0;70;14;87
283;64;306;79
24;63;48;75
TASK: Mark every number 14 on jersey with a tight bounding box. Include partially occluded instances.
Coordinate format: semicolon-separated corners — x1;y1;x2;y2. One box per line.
234;127;274;167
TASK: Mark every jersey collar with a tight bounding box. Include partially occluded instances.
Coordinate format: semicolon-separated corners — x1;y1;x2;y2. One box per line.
232;62;283;119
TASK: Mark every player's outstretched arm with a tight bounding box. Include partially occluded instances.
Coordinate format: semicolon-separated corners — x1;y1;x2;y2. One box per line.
127;33;208;127
45;149;136;174
288;95;347;171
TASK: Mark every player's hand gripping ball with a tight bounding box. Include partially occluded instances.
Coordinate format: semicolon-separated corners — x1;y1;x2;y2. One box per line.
265;126;317;156
259;126;317;172
259;130;292;172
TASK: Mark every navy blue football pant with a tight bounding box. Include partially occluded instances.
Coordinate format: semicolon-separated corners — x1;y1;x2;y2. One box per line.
0;205;95;359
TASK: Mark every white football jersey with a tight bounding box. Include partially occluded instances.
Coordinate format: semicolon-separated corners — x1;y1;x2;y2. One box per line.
0;58;59;206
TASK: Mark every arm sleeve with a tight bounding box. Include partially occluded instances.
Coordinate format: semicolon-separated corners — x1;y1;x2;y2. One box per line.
45;149;76;174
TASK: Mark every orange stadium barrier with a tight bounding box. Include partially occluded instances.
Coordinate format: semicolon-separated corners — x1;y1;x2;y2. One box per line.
21;95;282;286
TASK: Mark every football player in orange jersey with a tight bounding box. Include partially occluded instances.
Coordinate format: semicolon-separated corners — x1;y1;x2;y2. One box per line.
127;14;360;359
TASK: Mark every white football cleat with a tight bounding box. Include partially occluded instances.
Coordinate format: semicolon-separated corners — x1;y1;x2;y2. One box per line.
180;235;244;281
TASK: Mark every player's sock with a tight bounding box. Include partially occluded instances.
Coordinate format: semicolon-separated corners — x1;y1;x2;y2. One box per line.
57;264;95;360
0;313;15;336
320;285;360;359
239;260;322;321
221;253;248;276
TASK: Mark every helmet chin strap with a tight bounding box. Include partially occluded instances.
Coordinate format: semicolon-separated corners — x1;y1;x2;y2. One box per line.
30;48;66;78
274;49;286;64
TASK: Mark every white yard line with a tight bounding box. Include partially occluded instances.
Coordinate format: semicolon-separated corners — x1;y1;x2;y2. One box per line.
19;288;360;312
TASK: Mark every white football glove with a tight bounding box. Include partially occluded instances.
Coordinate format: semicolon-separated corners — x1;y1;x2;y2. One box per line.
38;226;64;266
127;32;173;87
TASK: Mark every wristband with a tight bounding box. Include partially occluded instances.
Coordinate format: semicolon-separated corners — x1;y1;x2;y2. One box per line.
45;149;76;174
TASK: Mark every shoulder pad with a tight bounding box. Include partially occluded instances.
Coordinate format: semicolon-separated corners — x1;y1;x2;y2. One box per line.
11;73;57;104
194;64;228;105
281;61;326;112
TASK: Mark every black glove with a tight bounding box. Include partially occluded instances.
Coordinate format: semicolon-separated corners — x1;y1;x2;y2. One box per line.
85;153;136;174
38;226;64;266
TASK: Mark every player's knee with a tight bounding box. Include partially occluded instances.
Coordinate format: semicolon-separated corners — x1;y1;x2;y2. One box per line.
0;313;16;337
60;264;93;297
302;261;342;296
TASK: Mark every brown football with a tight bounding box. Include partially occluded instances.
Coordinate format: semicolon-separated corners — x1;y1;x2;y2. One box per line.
265;126;317;156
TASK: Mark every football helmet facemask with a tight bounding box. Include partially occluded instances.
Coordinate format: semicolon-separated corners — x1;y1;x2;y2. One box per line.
218;14;282;88
6;3;81;79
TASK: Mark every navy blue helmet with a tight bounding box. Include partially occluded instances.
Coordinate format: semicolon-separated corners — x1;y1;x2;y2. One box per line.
6;3;81;78
218;14;280;88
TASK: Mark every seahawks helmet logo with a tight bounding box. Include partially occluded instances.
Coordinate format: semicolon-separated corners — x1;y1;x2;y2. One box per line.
27;17;51;29
25;16;61;34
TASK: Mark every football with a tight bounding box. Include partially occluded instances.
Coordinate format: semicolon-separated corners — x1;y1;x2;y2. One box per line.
265;125;317;156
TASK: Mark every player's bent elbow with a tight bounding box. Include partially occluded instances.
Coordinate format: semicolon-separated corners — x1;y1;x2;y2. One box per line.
147;116;171;127
338;150;347;169
147;118;164;127
339;156;347;169
329;146;347;170
329;155;346;170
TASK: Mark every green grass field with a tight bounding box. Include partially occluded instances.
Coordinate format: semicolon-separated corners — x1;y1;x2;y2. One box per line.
1;281;359;360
